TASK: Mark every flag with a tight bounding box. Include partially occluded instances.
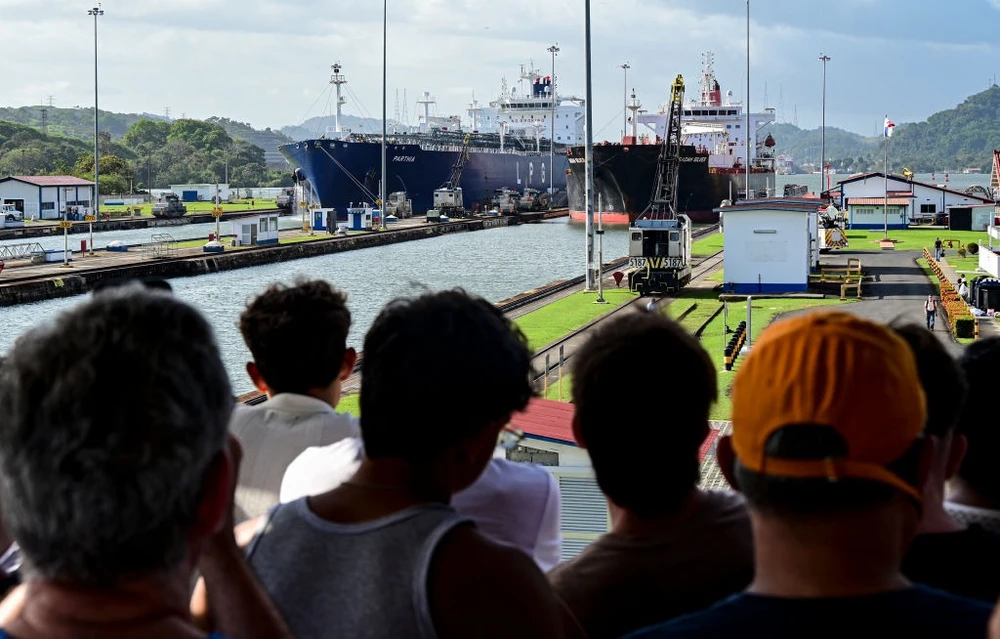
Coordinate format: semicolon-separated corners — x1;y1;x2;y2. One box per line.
884;116;895;138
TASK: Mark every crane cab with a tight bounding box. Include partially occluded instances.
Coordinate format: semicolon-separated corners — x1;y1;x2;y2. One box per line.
627;215;693;296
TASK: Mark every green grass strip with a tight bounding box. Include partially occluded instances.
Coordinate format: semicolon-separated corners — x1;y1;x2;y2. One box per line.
514;289;636;351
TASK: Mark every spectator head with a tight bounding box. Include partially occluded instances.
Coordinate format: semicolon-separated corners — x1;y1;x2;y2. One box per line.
0;286;234;587
239;279;355;400
890;323;968;478
571;313;716;517
91;276;173;295
716;312;930;527
955;338;1000;505
360;289;532;493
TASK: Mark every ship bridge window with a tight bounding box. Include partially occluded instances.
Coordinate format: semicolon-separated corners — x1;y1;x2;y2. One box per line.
709;110;718;116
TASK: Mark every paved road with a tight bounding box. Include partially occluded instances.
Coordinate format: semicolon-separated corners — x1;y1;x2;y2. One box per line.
785;248;961;354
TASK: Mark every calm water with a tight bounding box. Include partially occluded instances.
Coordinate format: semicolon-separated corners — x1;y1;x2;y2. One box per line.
1;220;629;394
0;217;304;252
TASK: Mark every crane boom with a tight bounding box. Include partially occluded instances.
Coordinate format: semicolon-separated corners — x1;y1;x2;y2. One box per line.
442;134;472;189
640;74;685;220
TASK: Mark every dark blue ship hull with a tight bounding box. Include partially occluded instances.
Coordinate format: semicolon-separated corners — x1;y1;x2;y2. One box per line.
279;138;569;215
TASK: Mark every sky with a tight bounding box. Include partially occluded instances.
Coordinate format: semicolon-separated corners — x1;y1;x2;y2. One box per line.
2;0;1000;141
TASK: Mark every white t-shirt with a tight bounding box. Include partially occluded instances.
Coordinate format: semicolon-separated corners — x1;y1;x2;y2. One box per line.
280;437;563;572
230;393;360;523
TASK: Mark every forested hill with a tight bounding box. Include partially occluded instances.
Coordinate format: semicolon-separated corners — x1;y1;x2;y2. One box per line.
771;85;1000;173
0;107;292;166
206;117;293;163
889;85;1000;172
770;123;879;173
0;106;160;141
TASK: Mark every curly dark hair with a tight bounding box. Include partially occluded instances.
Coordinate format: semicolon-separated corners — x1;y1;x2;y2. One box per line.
240;279;352;394
360;289;533;459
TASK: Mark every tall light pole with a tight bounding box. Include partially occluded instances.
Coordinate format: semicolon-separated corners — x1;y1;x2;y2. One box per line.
745;0;751;200
819;54;830;193
379;0;388;231
89;4;103;256
547;43;559;205
583;0;596;291
620;62;630;141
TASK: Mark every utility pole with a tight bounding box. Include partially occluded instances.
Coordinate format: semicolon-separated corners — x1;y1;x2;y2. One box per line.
745;0;751;200
583;0;596;290
819;54;831;193
548;43;559;205
620;62;630;141
88;3;104;256
379;0;388;231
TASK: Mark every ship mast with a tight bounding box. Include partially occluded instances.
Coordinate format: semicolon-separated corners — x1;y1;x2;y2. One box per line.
627;89;641;141
330;62;347;135
417;91;436;133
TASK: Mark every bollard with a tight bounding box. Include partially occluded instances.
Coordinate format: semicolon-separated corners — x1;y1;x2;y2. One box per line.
558;346;565;402
975;317;980;340
81;240;87;253
543;353;550;398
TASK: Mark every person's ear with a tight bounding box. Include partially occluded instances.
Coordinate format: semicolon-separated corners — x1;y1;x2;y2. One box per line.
246;362;268;393
340;348;358;381
717;436;740;492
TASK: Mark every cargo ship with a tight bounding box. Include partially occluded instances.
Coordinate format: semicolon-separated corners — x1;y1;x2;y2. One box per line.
279;59;584;217
567;52;777;224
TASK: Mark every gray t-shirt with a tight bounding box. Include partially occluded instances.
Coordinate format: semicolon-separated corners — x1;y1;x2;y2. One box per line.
548;490;753;639
247;499;469;639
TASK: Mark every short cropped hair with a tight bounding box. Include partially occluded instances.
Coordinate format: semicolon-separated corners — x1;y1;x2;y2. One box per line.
734;425;924;517
572;313;717;517
239;279;352;394
956;338;1000;501
0;287;232;586
360;289;532;458
891;323;967;438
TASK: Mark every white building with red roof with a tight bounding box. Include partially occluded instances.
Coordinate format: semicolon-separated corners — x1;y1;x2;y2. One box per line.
0;176;95;221
822;172;993;230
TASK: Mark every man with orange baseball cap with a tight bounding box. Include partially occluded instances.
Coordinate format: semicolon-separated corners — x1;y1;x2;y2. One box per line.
628;311;992;638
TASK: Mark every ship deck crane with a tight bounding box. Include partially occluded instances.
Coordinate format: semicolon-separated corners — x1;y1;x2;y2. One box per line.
628;74;694;295
427;134;472;222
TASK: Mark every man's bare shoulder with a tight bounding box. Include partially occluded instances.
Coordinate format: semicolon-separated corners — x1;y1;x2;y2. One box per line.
428;525;567;638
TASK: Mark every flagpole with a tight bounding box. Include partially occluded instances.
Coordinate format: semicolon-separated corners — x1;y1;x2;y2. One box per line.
883;115;889;239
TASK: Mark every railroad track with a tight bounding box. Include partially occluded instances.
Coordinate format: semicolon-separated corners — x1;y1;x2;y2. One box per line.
530;248;724;387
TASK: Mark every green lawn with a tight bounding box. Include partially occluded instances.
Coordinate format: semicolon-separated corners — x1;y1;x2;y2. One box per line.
515;289;636;351
692;232;724;257
845;228;989;252
335;394;360;416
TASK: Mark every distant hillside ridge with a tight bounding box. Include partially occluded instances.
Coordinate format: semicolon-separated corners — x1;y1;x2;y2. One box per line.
769;85;1000;174
281;114;412;141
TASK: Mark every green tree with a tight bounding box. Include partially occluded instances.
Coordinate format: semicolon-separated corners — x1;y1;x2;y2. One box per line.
122;120;170;154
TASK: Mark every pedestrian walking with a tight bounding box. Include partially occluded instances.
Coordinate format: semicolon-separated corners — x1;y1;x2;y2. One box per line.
925;294;938;330
935;237;943;260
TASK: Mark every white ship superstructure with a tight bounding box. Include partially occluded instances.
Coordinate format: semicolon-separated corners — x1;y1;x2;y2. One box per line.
637;51;776;172
465;64;586;145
